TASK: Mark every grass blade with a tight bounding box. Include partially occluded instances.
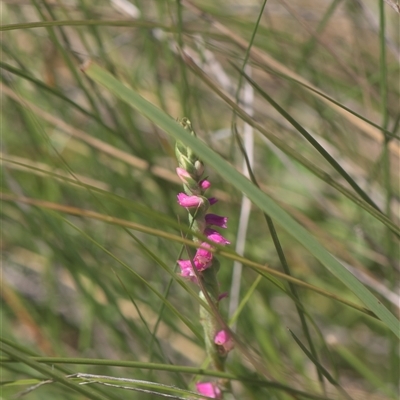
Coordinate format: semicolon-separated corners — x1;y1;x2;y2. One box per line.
83;63;399;338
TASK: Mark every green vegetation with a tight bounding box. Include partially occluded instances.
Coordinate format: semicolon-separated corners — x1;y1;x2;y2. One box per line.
1;1;399;399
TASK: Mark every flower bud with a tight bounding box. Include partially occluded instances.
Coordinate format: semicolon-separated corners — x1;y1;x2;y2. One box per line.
200;179;211;191
205;214;228;228
205;228;230;245
177;193;204;208
215;329;234;354
196;382;222;399
194;160;205;178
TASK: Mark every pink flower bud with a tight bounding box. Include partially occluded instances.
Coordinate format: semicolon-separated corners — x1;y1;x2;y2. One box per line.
205;228;230;245
200;179;211;190
208;197;218;205
215;329;234;353
177;193;204;208
205;214;228;228
196;382;222;399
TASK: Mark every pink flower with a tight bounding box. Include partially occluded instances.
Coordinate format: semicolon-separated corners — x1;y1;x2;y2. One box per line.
178;259;194;275
214;329;235;352
205;228;230;245
177;260;198;283
200;179;211;190
208;197;218;205
177;193;204;208
215;329;234;353
196;382;222;399
193;243;213;271
177;244;214;279
205;214;228;228
176;167;192;185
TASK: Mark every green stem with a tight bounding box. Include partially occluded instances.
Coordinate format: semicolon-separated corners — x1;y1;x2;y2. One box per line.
199;265;225;372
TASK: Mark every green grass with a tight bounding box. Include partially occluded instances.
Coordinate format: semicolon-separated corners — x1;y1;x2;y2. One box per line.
1;1;399;399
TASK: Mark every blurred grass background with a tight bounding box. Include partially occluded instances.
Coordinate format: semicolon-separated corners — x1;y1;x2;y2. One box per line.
1;0;399;399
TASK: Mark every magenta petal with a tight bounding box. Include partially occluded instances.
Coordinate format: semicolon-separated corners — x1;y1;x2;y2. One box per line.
208;197;218;205
205;214;228;228
193;243;213;271
177;259;192;274
177;193;203;207
205;228;230;245
214;329;230;345
196;382;222;399
177;260;198;283
215;329;234;353
200;179;211;190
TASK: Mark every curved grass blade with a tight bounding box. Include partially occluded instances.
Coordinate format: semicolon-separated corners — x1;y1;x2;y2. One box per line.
59;216;204;342
0;20;169;32
0;357;336;400
1;192;379;317
235;67;382;213
0;341;108;400
182;56;399;236
180;0;400;152
82;63;399;338
0;61;117;137
288;329;353;400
